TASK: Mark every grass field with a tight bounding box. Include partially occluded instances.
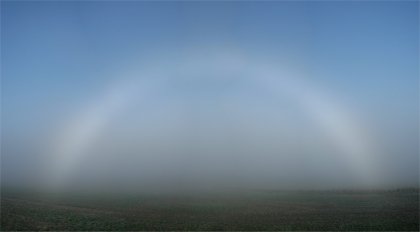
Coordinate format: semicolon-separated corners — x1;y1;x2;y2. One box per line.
1;189;419;231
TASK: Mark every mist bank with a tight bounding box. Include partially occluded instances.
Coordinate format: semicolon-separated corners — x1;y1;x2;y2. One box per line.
2;174;419;197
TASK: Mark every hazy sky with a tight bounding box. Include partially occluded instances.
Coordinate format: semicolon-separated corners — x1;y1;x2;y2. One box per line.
1;1;418;192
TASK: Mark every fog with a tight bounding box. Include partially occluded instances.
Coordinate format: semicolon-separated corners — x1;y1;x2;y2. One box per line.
1;1;418;194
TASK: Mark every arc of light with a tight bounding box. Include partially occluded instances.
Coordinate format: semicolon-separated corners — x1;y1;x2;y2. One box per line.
256;66;376;184
47;75;161;190
47;54;377;190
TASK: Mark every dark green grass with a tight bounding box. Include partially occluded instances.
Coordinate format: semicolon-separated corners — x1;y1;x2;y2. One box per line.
1;190;418;231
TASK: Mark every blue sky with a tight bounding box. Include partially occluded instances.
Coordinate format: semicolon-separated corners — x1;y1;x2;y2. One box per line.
1;1;419;190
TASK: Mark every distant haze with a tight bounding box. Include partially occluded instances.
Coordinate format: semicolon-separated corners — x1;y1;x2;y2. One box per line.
1;1;418;193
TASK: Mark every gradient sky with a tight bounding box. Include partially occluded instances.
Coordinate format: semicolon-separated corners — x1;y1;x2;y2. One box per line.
1;1;419;191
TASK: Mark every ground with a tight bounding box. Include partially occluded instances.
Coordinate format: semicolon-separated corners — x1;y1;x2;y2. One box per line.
1;189;418;231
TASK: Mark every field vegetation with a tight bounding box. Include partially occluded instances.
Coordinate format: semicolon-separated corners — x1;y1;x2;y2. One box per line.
1;189;418;231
